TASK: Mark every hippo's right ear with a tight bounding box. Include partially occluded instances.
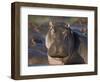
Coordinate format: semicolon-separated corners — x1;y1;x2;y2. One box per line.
49;21;54;29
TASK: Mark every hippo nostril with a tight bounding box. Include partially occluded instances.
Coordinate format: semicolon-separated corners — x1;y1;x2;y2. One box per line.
59;47;64;53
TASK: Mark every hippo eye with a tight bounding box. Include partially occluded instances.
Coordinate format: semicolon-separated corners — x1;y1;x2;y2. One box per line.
51;28;55;34
62;31;65;34
62;30;67;34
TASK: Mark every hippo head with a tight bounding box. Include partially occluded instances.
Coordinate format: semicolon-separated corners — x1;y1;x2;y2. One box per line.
46;21;75;64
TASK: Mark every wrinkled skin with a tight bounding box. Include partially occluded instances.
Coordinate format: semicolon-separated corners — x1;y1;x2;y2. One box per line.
46;21;87;65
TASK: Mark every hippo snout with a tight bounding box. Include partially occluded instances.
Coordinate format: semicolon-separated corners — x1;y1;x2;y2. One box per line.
48;44;68;58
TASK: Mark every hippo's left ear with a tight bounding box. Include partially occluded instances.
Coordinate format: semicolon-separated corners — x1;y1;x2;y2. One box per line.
65;23;70;28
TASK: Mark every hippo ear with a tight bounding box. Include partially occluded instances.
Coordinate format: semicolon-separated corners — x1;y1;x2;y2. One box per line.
65;23;70;28
49;21;54;29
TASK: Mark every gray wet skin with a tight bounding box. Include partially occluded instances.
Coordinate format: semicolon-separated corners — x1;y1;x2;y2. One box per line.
46;21;87;65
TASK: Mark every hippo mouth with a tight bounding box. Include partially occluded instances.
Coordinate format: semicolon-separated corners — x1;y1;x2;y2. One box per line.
48;55;69;65
49;55;67;58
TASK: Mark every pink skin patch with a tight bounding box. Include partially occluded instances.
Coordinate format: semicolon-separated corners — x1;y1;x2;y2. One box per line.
48;55;64;65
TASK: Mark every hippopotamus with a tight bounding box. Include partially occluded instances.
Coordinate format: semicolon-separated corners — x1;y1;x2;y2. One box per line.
45;21;87;65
